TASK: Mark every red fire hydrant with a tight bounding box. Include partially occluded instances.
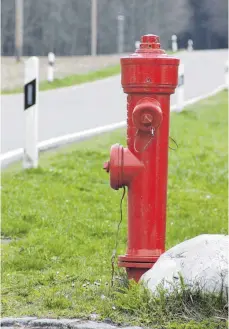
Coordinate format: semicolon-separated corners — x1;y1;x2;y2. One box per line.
103;34;179;282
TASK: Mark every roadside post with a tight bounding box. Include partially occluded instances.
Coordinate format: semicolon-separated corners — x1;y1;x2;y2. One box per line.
47;52;55;82
171;34;178;52
225;61;229;89
175;63;185;112
23;56;39;169
187;39;193;51
135;41;140;49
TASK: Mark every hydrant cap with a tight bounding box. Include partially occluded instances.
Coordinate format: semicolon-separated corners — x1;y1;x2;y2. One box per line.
141;34;159;43
120;34;179;94
136;34;163;52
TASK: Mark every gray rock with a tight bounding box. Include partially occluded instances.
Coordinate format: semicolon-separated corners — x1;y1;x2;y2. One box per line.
141;234;229;296
1;317;37;326
30;319;80;327
89;314;98;321
71;320;117;329
30;320;64;327
121;327;143;329
0;318;147;329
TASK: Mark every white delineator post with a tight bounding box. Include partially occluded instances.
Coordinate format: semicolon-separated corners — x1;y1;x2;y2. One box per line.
47;52;55;82
176;63;185;112
171;34;178;52
187;39;193;51
225;61;229;89
135;41;140;49
23;56;39;169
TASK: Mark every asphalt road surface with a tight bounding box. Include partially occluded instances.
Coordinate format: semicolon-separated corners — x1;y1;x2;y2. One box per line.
1;49;227;154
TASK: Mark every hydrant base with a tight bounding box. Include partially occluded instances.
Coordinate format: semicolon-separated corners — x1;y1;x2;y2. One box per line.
118;261;155;282
119;254;160;263
118;260;156;282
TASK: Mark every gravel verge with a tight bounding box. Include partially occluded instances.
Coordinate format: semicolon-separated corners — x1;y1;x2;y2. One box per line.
1;54;123;91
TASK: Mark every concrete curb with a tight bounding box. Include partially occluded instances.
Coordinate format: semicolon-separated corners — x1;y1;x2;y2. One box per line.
0;317;144;329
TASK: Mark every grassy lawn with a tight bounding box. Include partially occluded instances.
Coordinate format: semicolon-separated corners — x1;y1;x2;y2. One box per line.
1;91;228;329
1;64;121;95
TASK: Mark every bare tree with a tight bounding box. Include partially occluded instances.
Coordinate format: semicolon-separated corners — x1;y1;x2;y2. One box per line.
145;0;192;49
1;0;15;56
203;0;228;37
188;0;228;49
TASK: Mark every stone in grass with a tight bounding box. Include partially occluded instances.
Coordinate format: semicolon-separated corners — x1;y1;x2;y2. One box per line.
141;234;228;297
0;317;37;326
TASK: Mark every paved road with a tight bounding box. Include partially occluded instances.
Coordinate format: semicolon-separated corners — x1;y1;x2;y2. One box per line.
1;50;227;154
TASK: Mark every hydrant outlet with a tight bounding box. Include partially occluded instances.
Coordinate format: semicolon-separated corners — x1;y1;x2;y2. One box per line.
103;144;144;190
133;98;162;132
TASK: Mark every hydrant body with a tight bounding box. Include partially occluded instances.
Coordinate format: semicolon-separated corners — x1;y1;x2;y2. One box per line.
104;35;179;282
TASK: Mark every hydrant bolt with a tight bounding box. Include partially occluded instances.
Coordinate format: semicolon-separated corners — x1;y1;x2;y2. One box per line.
103;161;110;172
141;113;153;126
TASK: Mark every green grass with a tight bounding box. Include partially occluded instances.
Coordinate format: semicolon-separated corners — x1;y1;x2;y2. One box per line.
1;91;228;328
1;64;121;95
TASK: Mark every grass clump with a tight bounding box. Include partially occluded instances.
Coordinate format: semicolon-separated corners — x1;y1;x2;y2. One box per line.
1;91;228;328
112;278;228;328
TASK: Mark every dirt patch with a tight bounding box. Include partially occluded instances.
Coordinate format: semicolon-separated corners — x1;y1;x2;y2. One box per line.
1;54;123;91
